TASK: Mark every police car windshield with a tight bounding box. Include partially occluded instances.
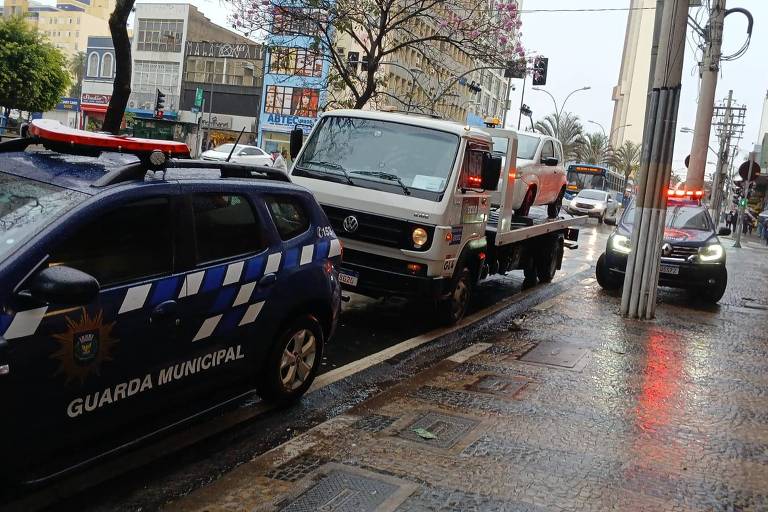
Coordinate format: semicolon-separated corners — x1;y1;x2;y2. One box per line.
623;204;711;231
295;116;459;196
0;173;85;259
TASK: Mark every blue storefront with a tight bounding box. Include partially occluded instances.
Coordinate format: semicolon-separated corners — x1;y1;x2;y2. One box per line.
257;5;331;154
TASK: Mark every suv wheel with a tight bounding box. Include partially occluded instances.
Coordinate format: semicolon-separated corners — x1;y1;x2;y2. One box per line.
438;267;472;325
258;315;324;404
547;187;565;218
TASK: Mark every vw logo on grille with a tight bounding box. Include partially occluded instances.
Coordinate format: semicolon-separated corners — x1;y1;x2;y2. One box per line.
342;215;359;233
661;243;673;257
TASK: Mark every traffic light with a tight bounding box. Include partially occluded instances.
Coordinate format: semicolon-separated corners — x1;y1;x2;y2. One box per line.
154;88;166;118
739;197;747;208
532;57;548;86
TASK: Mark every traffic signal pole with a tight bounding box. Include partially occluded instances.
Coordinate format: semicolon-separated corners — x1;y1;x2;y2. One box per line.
687;0;726;192
620;0;688;320
733;150;756;248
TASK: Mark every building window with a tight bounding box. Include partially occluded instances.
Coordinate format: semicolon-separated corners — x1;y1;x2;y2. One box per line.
101;52;113;78
271;6;323;37
136;18;183;52
268;47;323;77
133;60;180;93
264;85;319;118
347;51;359;72
87;52;100;77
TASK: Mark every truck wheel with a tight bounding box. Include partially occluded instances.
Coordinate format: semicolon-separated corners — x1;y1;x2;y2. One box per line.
258;315;324;405
515;187;535;217
700;267;727;303
596;254;621;290
547;187;565;218
536;236;562;283
438;267;472;325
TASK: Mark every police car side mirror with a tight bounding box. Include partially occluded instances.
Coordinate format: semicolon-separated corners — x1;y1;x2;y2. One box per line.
718;227;731;236
481;154;502;191
290;128;303;159
28;266;100;306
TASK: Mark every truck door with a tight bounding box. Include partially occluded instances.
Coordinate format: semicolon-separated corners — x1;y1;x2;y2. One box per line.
539;140;558;203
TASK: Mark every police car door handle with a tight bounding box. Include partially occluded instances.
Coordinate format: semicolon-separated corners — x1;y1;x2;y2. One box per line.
150;300;180;325
259;273;277;287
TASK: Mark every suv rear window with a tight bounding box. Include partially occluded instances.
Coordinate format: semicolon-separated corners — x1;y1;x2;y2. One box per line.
192;194;265;263
265;196;310;240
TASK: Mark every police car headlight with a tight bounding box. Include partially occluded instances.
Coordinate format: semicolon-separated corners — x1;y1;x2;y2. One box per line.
610;234;632;254
698;243;724;262
412;227;428;248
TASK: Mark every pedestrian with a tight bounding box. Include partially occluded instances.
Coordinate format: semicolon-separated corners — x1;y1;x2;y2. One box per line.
725;211;733;230
743;216;751;236
271;149;287;172
729;210;738;232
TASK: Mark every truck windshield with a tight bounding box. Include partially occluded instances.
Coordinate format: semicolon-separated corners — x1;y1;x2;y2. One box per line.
516;134;540;160
295;116;460;197
0;173;85;260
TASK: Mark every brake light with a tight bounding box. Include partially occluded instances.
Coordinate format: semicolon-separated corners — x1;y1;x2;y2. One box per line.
509;168;517;179
467;175;482;187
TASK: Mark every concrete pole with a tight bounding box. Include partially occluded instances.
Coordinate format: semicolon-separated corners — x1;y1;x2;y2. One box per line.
733;151;756;248
620;0;688;320
687;0;726;191
711;90;732;224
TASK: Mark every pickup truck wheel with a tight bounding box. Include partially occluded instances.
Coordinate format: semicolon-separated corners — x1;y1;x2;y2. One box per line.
258;315;324;405
596;254;621;290
547;187;565;218
514;187;535;217
438;267;472;325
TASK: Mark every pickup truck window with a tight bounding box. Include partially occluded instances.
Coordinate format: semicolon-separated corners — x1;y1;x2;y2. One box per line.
517;134;539;160
541;141;555;159
294;116;459;197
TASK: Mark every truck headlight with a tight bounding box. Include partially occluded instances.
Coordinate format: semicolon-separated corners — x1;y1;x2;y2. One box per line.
698;243;724;262
412;227;428;248
610;234;632;254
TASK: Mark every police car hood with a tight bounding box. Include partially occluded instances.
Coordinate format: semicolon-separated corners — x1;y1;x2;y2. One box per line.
292;175;446;223
617;224;717;245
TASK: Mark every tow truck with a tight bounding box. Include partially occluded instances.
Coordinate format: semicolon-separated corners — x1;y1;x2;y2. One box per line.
288;110;587;324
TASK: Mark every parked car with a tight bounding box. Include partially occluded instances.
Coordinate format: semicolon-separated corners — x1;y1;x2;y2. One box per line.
596;197;729;302
486;129;567;218
201;143;274;167
566;188;618;223
0;120;342;484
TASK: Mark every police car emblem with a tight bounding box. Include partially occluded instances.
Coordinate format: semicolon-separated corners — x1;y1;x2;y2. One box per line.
343;215;359;233
661;243;673;257
51;308;118;384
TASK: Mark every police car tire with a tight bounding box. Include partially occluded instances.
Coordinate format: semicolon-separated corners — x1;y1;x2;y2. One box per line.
699;267;728;304
596;254;621;290
258;315;324;404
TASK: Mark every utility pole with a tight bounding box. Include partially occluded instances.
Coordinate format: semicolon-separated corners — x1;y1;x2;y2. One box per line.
687;0;726;191
620;0;688;320
710;90;732;224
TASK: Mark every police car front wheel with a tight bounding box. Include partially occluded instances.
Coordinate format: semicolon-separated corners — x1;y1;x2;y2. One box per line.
258;315;324;404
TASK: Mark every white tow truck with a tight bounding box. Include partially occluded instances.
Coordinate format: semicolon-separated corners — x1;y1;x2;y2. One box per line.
288;109;587;324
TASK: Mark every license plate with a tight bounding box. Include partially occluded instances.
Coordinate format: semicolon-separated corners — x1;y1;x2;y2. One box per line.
338;269;359;287
659;265;679;275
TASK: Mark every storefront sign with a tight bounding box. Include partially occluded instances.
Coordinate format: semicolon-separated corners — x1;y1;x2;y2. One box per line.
185;41;263;60
56;97;81;111
201;115;233;130
262;113;315;133
81;93;111;106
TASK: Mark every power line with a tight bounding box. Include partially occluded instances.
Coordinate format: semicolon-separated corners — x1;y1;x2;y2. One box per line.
519;7;656;14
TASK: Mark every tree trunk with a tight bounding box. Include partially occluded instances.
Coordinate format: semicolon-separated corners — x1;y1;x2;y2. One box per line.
102;0;134;134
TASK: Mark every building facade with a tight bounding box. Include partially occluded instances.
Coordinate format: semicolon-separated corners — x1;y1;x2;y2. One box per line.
79;35;116;130
609;0;655;147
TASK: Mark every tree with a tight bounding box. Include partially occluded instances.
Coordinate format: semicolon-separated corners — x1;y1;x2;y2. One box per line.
534;111;584;162
612;140;641;180
230;0;525;110
102;0;134;134
0;16;71;114
69;51;87;98
579;132;612;166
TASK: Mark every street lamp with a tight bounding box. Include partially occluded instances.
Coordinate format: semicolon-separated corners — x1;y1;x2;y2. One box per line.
532;86;590;119
588;120;606;136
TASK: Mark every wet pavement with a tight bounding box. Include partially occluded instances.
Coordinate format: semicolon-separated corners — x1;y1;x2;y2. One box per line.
163;240;768;512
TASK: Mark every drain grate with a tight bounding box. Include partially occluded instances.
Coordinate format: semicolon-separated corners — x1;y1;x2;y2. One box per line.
279;465;415;512
518;341;587;368
267;454;329;482
396;411;479;449
352;414;398;433
465;374;527;398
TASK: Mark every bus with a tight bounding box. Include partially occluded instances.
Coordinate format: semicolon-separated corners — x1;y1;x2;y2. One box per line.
565;163;627;201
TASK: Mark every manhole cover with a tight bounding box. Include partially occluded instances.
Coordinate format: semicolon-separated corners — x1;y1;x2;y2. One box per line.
519;342;587;368
397;411;479;449
465;375;527;398
279;465;416;512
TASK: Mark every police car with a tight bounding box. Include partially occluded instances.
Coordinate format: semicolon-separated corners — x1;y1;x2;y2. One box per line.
0;120;342;484
596;191;730;303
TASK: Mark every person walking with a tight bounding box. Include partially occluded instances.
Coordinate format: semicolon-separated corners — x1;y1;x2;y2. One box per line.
271;149;287;172
729;210;738;233
725;211;734;231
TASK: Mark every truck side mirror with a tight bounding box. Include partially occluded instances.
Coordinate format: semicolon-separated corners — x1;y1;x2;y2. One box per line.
481;154;502;191
289;127;303;159
541;157;558;166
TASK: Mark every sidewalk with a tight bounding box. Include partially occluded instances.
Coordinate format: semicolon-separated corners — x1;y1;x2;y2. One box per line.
165;244;768;512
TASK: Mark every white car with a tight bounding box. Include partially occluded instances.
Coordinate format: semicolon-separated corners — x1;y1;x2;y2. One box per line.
567;189;618;223
201;143;273;167
487;129;567;218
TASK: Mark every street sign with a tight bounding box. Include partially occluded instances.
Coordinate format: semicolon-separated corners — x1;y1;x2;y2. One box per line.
738;159;760;181
194;87;204;109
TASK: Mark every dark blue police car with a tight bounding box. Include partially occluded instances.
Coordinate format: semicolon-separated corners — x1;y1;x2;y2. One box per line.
0;120;342;484
596;196;729;303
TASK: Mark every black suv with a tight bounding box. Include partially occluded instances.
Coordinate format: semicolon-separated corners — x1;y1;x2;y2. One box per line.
596;198;730;303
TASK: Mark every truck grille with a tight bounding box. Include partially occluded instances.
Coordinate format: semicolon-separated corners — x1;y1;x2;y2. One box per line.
321;204;433;250
575;202;594;209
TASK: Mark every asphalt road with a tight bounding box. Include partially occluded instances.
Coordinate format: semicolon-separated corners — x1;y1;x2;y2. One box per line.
4;220;613;512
